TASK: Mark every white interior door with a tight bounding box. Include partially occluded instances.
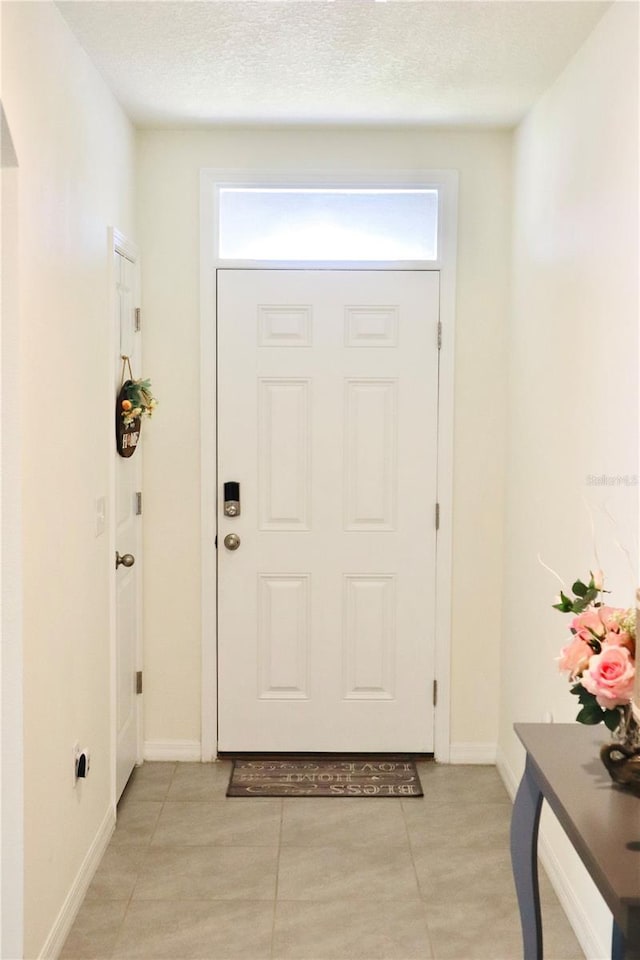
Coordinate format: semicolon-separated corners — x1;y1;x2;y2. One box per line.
217;269;439;752
114;249;142;798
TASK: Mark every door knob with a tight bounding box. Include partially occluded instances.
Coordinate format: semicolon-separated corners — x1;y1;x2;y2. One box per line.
223;533;241;551
116;551;135;569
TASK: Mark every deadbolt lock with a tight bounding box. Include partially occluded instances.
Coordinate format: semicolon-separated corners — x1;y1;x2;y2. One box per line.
224;481;241;518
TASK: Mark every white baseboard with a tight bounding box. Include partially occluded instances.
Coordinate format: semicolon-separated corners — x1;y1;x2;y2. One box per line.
496;744;518;797
496;744;608;960
39;805;115;960
448;741;497;764
143;739;201;761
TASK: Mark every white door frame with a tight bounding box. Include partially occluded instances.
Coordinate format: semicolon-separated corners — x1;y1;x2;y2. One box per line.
199;168;458;762
108;227;143;808
1;141;24;960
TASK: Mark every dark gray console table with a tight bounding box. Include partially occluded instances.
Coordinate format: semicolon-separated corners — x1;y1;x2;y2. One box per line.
511;724;640;960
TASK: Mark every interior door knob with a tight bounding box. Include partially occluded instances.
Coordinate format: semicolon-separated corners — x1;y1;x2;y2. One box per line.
223;533;241;551
116;551;135;569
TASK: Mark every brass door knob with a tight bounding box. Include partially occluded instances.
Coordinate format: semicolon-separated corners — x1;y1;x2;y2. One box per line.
223;533;241;551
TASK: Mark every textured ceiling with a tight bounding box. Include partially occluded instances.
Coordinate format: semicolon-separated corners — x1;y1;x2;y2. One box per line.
55;0;610;128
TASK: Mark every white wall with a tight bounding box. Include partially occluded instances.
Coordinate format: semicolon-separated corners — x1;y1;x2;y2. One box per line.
1;3;136;956
499;3;639;956
136;126;512;757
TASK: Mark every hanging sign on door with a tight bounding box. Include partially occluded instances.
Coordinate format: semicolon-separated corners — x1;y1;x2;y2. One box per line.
116;380;142;457
116;356;157;458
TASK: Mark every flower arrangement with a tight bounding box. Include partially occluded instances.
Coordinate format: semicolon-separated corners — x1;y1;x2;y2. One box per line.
555;571;636;731
120;378;157;427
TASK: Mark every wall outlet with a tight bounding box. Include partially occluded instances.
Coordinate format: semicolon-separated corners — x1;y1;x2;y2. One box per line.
77;750;90;778
73;743;90;782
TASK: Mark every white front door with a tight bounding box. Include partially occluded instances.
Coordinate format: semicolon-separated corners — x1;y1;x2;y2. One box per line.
217;269;439;752
114;249;142;798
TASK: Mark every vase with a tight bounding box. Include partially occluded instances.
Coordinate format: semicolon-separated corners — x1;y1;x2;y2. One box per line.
600;704;640;795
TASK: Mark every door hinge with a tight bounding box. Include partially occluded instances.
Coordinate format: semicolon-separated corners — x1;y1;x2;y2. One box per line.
134;307;141;332
435;502;440;530
433;679;438;707
135;491;143;516
437;321;442;351
136;671;143;695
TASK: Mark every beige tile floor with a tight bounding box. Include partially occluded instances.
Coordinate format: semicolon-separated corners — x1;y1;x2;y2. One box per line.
61;760;584;960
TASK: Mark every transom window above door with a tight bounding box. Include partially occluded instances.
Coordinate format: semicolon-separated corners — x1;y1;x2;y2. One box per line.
217;188;439;262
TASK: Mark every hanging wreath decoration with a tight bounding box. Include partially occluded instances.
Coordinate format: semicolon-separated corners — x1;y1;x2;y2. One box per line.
116;356;158;458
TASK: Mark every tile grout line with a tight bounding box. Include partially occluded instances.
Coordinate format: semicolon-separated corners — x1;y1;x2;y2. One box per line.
269;799;284;960
400;797;437;960
105;763;177;959
107;845;151;959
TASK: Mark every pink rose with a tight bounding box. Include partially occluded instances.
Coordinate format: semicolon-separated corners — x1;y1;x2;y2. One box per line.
558;636;592;679
597;607;636;657
597;607;622;631
571;610;605;642
601;629;634;655
592;570;605;590
582;644;635;710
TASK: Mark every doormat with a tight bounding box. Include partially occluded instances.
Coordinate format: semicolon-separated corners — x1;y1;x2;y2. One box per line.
226;757;423;797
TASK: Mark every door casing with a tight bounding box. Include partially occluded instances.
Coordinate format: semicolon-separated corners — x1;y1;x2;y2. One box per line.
199;168;458;761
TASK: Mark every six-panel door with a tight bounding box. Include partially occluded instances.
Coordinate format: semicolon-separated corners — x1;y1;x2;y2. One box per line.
115;251;141;798
217;270;439;752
